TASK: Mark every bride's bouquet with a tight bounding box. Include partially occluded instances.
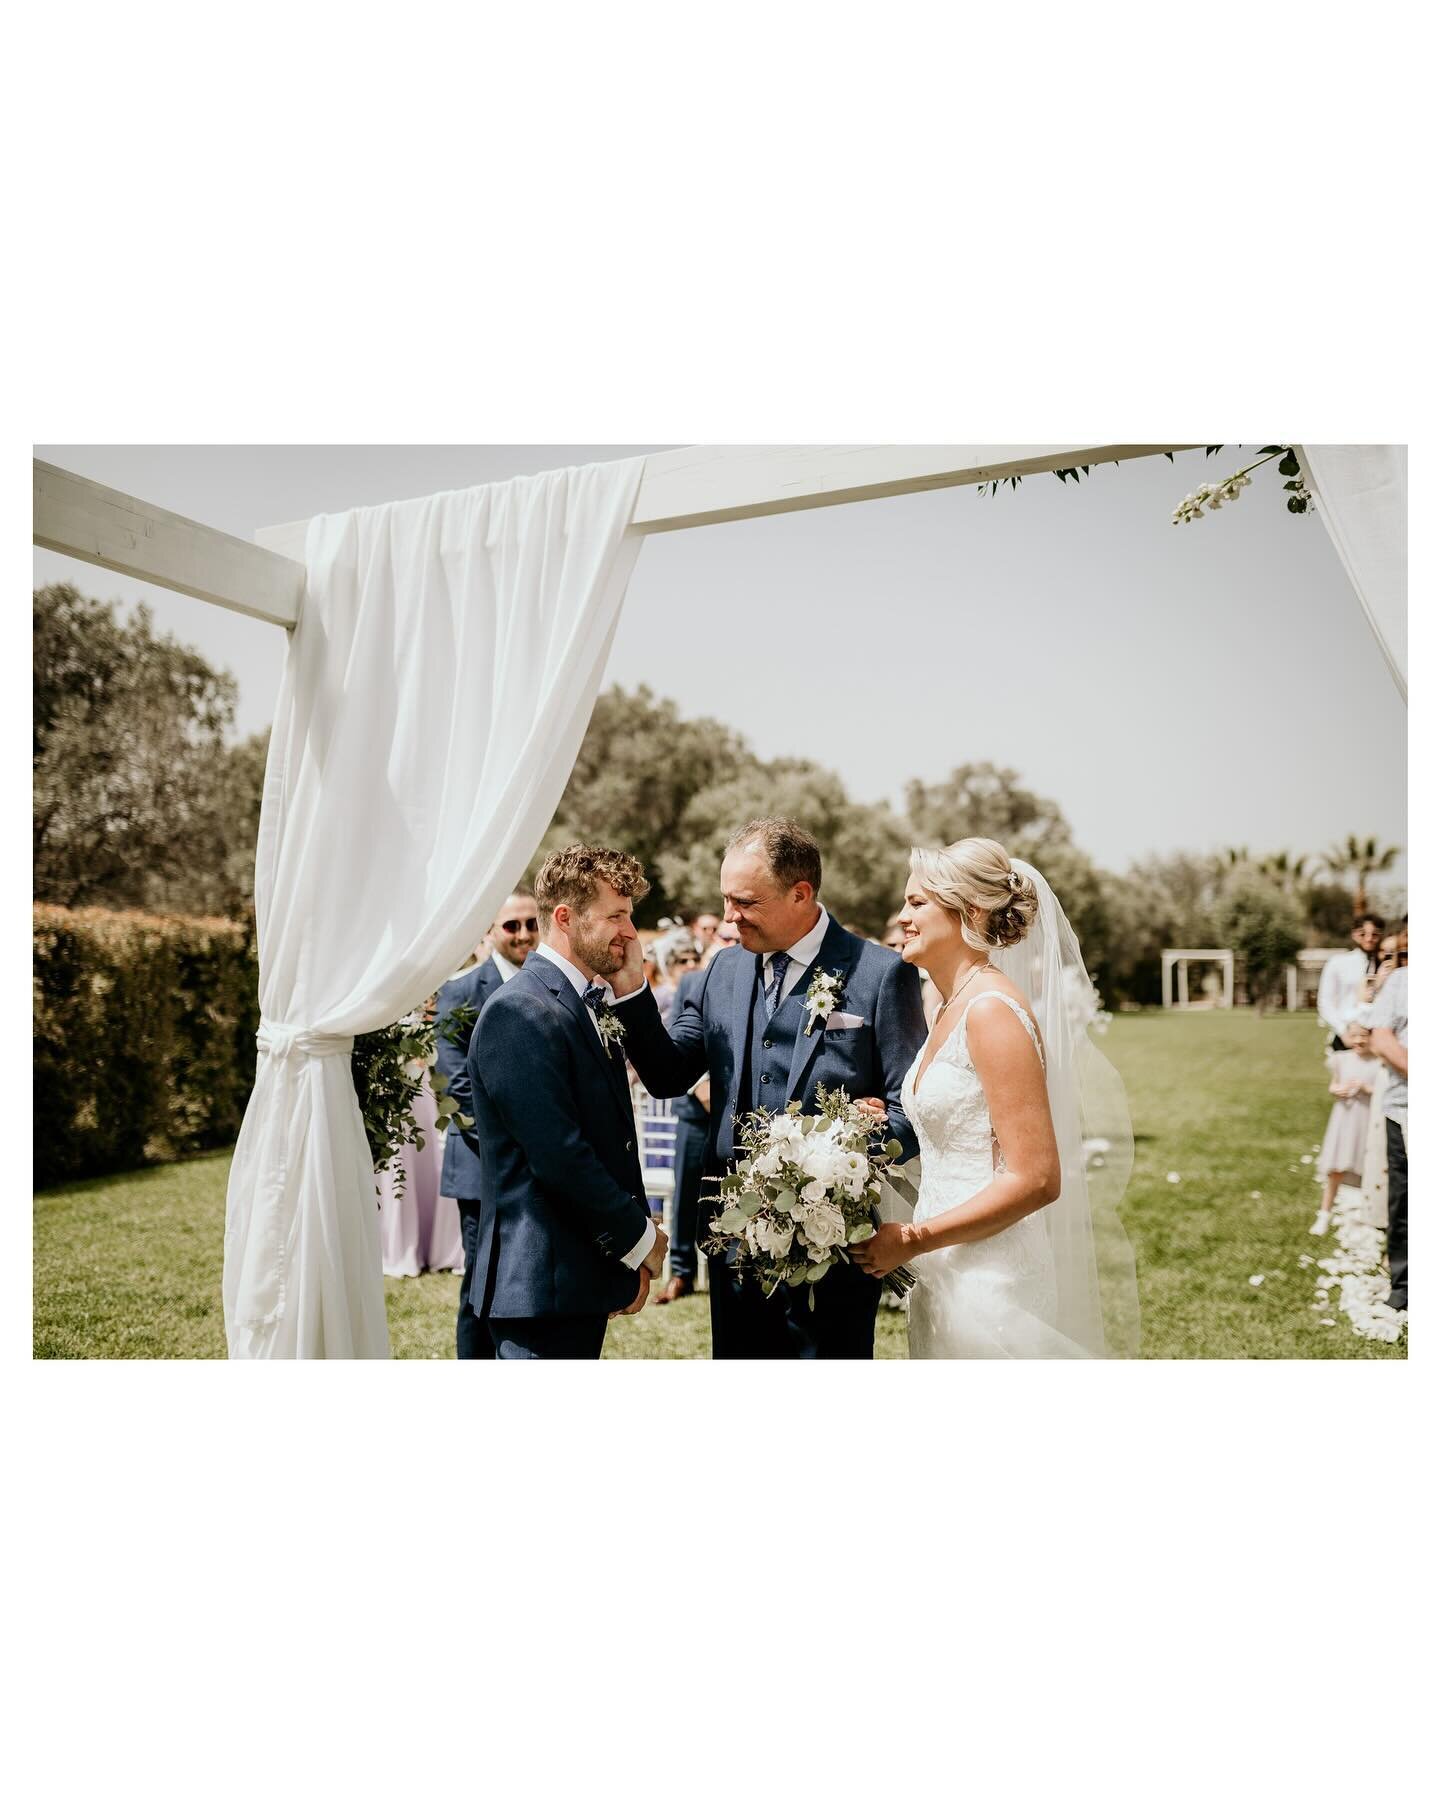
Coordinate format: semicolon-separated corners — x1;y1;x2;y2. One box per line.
703;1086;916;1308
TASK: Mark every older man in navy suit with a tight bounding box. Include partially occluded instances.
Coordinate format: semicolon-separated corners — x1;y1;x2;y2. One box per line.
617;818;927;1359
463;845;669;1359
434;888;539;1359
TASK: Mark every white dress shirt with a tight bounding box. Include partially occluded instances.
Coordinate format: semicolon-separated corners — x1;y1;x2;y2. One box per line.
761;907;831;1006
534;943;654;1270
1317;948;1369;1040
490;947;521;983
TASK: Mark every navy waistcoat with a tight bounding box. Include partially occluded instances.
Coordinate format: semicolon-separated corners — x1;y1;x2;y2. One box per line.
747;967;810;1117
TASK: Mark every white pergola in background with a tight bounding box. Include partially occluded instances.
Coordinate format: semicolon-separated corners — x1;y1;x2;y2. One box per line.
1161;949;1235;1010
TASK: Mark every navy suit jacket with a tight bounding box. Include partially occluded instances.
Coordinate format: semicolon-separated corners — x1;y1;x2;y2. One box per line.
624;917;926;1169
464;954;652;1320
434;956;506;1201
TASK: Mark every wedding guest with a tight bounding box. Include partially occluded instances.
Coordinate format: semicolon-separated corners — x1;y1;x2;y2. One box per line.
691;911;721;955
1311;933;1396;1234
434;888;538;1358
654;931;700;1025
1311;1043;1378;1234
703;919;741;964
1317;913;1385;1050
1362;924;1407;1311
378;1072;461;1277
1355;933;1403;1231
654;955;709;1305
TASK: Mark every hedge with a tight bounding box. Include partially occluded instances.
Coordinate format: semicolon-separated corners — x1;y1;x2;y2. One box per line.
33;904;260;1188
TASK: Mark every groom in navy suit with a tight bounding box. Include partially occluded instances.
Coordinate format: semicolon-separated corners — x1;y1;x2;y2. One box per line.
618;817;927;1359
433;887;539;1359
463;845;669;1359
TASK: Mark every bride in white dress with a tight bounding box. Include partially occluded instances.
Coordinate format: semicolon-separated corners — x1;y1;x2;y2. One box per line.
854;838;1140;1358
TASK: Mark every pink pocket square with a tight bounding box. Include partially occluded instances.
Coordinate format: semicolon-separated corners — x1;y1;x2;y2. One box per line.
824;1011;864;1032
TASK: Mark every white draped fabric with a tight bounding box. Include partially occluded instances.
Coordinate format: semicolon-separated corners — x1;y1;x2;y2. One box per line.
223;458;647;1358
1298;445;1407;702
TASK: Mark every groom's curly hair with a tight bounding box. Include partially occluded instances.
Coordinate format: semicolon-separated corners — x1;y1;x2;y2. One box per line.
534;843;650;925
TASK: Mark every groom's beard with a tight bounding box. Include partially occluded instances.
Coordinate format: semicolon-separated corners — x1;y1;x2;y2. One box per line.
570;915;627;980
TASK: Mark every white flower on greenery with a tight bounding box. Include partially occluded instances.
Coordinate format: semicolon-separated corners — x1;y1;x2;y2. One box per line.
1249;1274;1266;1287
800;1141;845;1185
798;1198;847;1255
1172;467;1255;525
800;1179;829;1206
840;1152;870;1197
1166;1172;1181;1185
752;1146;785;1180
803;969;843;1037
746;1215;795;1260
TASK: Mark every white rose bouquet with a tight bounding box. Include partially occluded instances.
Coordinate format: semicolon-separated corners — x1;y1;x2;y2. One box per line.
703;1086;915;1307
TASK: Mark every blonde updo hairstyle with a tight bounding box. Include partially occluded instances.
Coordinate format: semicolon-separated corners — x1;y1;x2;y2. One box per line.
909;837;1040;951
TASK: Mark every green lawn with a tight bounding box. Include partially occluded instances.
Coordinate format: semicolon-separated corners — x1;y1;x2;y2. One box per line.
32;1012;1404;1359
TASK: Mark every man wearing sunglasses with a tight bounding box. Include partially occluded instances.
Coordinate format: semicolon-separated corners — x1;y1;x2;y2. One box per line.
434;891;539;1357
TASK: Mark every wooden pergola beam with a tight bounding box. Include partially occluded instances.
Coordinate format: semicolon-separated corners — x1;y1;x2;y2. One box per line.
32;458;304;628
253;443;1202;566
625;443;1200;533
37;446;1203;631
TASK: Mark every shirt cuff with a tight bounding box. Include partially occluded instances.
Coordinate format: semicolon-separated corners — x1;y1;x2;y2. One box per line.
611;985;646;1007
620;1218;657;1270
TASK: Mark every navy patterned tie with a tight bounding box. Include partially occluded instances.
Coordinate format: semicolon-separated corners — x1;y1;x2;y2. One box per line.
764;952;791;1018
583;982;608;1018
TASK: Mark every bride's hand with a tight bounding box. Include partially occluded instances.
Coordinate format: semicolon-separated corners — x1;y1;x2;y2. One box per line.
851;1221;913;1278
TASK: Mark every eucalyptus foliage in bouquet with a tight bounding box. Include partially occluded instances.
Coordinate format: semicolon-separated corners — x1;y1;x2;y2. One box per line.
703;1085;915;1308
351;1002;477;1187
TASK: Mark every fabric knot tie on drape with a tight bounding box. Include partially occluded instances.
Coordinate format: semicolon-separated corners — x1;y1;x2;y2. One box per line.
256;1020;356;1063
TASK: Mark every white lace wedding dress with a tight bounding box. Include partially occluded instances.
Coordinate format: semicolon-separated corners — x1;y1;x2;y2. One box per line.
902;990;1086;1358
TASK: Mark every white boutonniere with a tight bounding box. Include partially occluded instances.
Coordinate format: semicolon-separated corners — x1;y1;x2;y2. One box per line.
595;1007;626;1051
803;969;843;1037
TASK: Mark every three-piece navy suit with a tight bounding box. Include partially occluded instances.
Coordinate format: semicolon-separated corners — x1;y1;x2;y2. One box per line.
434;954;507;1359
623;915;927;1358
462;955;652;1359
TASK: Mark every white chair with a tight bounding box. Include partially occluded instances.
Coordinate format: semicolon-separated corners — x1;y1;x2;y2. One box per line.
635;1094;707;1293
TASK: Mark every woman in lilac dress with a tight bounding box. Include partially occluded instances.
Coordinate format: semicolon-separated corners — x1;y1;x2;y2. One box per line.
378;1058;465;1277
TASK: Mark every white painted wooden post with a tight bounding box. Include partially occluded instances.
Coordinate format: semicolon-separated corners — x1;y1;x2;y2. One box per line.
1286;964;1298;1011
1162;951;1174;1008
1223;954;1234;1009
1179;959;1190;1008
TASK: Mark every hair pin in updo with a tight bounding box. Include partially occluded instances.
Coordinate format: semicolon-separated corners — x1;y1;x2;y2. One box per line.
1006;870;1023;892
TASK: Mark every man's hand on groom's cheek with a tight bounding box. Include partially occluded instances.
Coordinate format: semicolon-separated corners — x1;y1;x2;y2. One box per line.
610;935;648;999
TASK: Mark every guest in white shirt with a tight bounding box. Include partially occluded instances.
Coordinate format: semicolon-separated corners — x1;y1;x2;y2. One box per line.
1317;913;1385;1051
1361;925;1408;1311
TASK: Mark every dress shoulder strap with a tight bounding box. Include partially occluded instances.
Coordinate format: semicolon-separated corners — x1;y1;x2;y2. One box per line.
960;990;1045;1069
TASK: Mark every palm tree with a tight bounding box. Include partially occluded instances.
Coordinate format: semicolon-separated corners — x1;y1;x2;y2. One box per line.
1322;835;1402;917
1257;850;1312;895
